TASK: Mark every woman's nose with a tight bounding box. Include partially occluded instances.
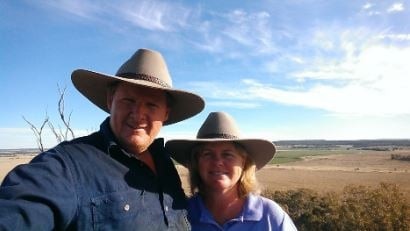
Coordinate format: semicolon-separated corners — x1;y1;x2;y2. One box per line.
211;154;223;165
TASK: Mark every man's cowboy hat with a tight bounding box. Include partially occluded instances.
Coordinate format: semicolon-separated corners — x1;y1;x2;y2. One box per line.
165;111;276;169
71;48;204;125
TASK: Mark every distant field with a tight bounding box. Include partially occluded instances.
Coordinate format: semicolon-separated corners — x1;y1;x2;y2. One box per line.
271;148;362;164
2;147;410;203
178;148;410;203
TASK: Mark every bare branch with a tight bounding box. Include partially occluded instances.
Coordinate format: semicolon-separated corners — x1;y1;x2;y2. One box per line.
23;84;77;151
22;114;49;152
57;85;75;140
47;120;62;143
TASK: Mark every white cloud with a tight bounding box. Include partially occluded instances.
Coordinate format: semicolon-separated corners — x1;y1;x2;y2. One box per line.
191;43;410;117
39;0;103;19
379;33;410;41
191;21;225;53
360;2;381;16
0;128;91;149
38;0;194;32
312;30;335;50
216;9;277;54
116;1;193;31
190;81;254;100
248;44;410;116
387;3;404;13
207;101;260;109
267;115;410;141
362;3;373;10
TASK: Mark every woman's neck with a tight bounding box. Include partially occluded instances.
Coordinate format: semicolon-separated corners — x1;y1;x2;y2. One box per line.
202;188;245;226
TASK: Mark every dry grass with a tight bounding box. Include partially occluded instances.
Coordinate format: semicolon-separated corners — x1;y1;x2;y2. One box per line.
1;150;409;203
177;150;410;202
0;154;35;181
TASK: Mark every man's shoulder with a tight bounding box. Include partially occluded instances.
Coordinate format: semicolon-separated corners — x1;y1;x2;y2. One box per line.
36;131;107;162
58;131;105;150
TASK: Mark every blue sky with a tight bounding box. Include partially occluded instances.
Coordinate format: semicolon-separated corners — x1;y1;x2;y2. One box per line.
1;0;410;149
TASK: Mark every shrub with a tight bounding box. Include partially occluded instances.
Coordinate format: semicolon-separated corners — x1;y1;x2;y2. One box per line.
391;154;410;161
262;183;409;230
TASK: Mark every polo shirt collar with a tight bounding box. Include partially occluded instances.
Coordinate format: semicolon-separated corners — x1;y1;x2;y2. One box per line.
196;193;263;224
241;194;263;221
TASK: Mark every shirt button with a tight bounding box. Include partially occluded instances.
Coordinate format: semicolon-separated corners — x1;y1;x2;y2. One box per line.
124;204;130;211
164;206;168;212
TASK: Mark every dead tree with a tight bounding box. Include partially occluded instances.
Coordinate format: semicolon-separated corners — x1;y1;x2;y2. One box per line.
23;84;75;151
22;115;49;152
48;85;75;143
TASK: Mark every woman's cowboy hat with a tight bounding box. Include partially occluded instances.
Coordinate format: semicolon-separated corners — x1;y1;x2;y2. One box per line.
165;111;276;170
71;48;204;125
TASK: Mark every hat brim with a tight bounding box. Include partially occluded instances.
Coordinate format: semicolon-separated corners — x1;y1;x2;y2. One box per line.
71;69;205;125
165;138;276;170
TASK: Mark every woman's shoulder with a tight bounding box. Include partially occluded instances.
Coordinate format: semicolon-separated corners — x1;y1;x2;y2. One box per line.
248;194;297;229
248;194;287;215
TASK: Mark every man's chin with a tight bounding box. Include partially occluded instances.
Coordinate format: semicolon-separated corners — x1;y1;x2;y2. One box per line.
129;138;151;152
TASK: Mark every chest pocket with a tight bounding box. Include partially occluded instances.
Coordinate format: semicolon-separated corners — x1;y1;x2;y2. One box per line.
91;190;166;231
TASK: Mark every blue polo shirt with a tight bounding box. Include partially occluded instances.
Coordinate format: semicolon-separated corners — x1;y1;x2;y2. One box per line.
188;193;297;231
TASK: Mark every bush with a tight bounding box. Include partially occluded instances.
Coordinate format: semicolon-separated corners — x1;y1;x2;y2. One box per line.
262;183;409;230
391;154;410;161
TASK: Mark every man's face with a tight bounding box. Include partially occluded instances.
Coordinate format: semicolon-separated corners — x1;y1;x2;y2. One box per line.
107;82;169;154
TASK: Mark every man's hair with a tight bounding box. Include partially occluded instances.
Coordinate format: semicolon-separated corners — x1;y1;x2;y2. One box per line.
188;142;260;198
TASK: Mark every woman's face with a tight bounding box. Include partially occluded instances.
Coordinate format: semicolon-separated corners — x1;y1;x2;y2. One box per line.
197;142;245;194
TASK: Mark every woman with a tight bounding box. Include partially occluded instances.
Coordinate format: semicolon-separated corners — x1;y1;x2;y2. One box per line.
166;111;297;230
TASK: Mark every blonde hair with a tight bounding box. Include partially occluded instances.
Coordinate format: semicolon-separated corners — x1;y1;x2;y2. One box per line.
188;142;260;197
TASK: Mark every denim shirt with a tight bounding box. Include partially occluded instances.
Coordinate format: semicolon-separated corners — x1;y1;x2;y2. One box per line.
188;194;297;231
0;118;190;231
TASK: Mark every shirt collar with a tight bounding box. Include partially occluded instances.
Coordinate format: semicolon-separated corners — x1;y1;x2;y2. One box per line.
241;194;263;221
99;117;119;154
195;193;263;225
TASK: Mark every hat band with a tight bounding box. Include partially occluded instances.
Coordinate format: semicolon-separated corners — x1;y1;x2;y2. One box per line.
117;73;171;88
199;133;239;139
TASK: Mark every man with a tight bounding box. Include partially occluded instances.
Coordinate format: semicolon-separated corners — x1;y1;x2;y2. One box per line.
0;49;204;230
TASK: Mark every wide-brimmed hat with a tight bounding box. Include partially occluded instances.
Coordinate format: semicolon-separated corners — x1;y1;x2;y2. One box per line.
71;48;204;125
165;111;276;170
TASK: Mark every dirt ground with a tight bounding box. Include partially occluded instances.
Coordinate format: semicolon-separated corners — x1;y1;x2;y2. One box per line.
0;155;35;181
177;151;410;201
2;151;409;202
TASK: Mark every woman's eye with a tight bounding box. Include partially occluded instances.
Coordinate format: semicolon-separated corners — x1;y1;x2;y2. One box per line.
200;152;212;158
223;152;236;159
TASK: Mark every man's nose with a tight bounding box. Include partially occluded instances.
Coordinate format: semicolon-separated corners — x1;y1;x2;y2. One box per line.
131;102;146;115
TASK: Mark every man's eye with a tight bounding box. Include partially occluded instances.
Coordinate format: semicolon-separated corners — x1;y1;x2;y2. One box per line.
147;102;159;108
122;98;134;103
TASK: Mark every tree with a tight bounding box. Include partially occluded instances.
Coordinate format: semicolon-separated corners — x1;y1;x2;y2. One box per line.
23;85;75;152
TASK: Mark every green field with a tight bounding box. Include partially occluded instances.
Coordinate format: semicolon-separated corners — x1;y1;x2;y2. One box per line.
271;148;364;164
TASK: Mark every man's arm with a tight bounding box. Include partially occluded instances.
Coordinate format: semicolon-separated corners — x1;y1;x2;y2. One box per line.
0;149;77;230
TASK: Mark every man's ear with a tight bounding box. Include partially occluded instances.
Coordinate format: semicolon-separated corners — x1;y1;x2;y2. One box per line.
106;91;113;112
164;107;170;122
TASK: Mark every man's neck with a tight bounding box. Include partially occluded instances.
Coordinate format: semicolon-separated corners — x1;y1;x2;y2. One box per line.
135;150;157;174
